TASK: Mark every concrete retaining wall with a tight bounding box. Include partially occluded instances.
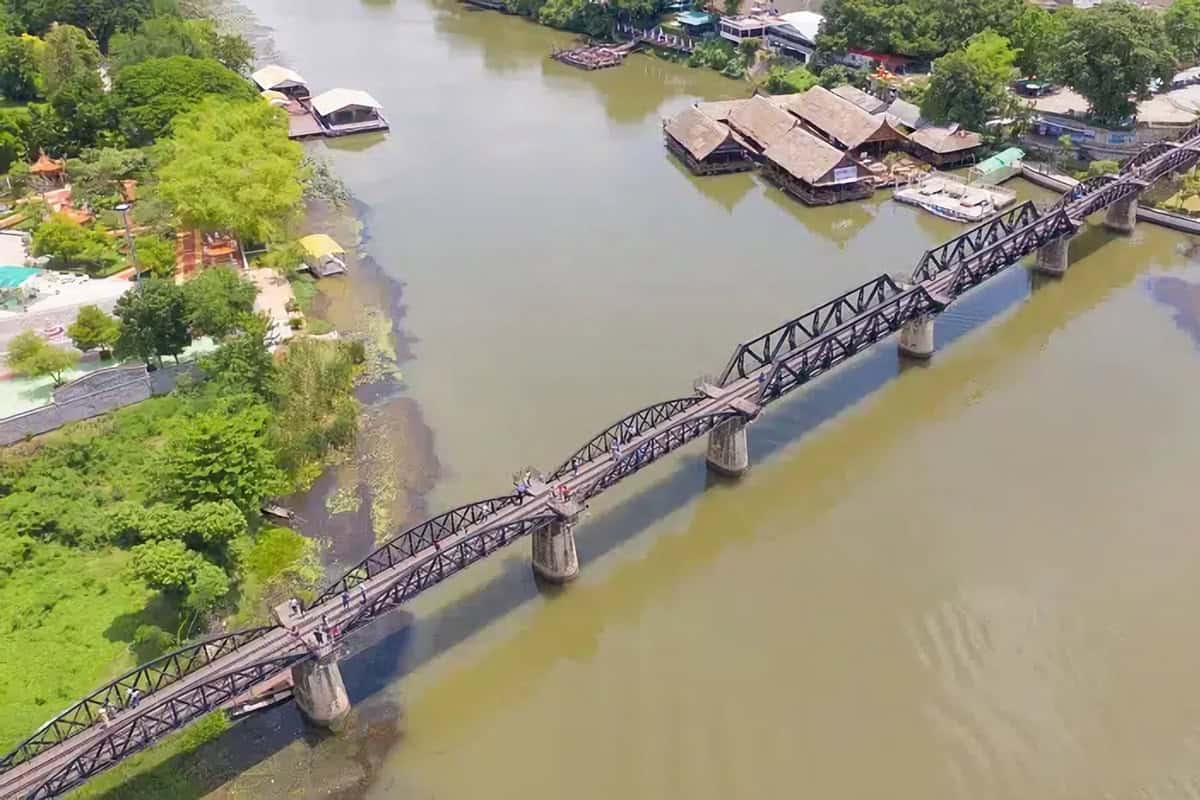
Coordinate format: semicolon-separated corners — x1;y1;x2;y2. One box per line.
0;363;196;446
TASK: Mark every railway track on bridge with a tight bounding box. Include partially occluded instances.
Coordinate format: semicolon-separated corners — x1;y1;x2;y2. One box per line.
5;122;1200;799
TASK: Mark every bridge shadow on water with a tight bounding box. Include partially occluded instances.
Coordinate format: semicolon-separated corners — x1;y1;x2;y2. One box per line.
91;235;1142;797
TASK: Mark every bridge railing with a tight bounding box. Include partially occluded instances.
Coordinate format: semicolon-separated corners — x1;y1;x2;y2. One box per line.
716;273;905;387
25;654;307;800
311;494;529;606
0;626;276;775
911;200;1043;283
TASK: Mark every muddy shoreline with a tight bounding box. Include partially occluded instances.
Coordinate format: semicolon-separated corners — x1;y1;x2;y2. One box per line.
194;0;441;571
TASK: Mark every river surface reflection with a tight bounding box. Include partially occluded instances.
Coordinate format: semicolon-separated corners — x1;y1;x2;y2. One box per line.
206;0;1200;797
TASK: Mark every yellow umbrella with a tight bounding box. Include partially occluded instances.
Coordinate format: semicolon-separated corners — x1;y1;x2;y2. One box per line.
260;89;288;106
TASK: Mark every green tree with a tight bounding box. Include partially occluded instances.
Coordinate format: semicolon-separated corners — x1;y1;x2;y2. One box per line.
112;55;255;145
68;146;149;209
200;313;278;399
1009;4;1064;78
921;30;1018;131
66;303;119;355
818;0;1037;59
133;234;176;279
184;559;230;611
44;75;112;154
113;278;192;365
817;64;856;89
1167;0;1200;65
9;0;152;52
1086;158;1120;177
128;539;202;593
39;23;99;97
108;16;209;71
723;0;740;16
0;34;42;101
5;329;78;384
272;339;360;478
187;500;246;549
138;503;191;541
30;213;120;273
157;97;306;244
198;25;253;75
1053;1;1175;124
765;65;818;94
181;266;256;339
160;403;284;513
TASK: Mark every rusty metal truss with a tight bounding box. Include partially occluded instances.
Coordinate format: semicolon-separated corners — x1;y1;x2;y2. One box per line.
0;627;274;775
755;286;946;403
312;494;529;606
716;273;905;386
24;656;306;800
581;412;744;499
910;200;1043;283
342;514;559;636
549;396;707;480
938;208;1079;300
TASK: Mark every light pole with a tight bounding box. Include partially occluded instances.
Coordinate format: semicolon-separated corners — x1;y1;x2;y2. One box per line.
114;201;140;292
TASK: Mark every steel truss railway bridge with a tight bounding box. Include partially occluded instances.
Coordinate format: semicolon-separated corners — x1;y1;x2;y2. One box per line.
4;123;1199;799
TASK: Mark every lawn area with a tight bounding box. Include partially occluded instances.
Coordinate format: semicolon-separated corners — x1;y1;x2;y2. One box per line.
0;544;172;753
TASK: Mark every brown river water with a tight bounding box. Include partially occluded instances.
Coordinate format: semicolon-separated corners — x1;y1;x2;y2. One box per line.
170;0;1200;797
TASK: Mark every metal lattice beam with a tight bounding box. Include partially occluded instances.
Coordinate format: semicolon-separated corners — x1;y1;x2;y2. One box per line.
716;273;904;386
910;200;1043;283
0;627;274;774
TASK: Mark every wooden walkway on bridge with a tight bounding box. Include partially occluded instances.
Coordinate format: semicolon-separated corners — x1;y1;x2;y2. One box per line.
4;124;1200;800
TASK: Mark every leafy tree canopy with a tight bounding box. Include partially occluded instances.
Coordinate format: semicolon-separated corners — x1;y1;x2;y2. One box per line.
8;0;152;52
157;97;306;244
66;303;119;353
181;265;256;340
134;233;176;278
5;328;78;384
127;538;202;593
109;16;252;74
160;402;284;513
113;278;192;364
1052;1;1176;124
921;30;1018;131
817;0;1024;59
1166;0;1200;66
67;146;151;209
765;65;818;94
39;23;99;96
112;55;254;145
0;34;42;101
201;312;279;400
30;212;120;273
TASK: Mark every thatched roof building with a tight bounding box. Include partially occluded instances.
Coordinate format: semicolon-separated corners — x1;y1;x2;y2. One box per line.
663;106;752;175
726;95;799;153
694;99;747;123
761;126;875;205
831;84;888;115
907;125;984;167
778;86;905;154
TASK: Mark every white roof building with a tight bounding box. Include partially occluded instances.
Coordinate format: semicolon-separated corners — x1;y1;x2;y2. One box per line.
778;11;822;42
311;88;384;118
251;64;307;92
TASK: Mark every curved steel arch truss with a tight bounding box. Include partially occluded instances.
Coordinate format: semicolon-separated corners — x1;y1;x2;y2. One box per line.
23;655;306;800
581;411;743;500
0;626;274;774
341;513;561;637
549;396;707;481
312;494;528;606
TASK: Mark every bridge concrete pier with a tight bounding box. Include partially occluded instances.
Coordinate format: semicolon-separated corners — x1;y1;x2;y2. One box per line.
532;500;580;583
1034;236;1071;276
898;314;935;359
291;646;350;731
706;417;749;477
1104;195;1137;233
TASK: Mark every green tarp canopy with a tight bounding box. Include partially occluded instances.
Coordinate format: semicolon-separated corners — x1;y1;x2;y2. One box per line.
973;147;1025;176
0;266;38;288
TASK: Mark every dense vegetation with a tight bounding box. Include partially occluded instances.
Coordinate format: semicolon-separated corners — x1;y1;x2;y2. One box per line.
818;0;1185;127
0;0;359;763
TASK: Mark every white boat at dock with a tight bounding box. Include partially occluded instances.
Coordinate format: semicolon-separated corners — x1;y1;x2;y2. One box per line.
893;172;1017;223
